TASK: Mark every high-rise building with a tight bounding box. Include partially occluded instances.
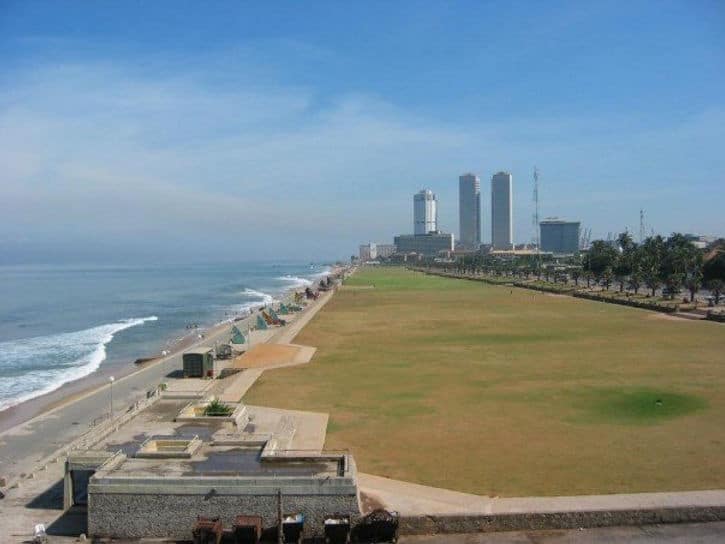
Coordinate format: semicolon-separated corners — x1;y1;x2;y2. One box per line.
413;189;438;235
458;173;481;249
491;172;513;249
540;219;580;254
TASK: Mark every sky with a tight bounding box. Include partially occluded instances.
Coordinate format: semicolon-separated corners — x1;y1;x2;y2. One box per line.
1;1;724;263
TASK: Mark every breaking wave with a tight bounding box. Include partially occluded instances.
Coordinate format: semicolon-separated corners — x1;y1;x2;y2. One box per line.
0;316;158;412
276;275;313;288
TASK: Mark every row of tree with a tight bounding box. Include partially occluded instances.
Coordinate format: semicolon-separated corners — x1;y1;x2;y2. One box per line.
447;234;724;303
582;233;723;301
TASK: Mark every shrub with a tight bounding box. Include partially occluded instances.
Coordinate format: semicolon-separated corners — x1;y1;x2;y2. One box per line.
203;398;233;416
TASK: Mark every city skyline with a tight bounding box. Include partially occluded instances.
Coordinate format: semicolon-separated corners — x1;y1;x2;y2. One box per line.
1;2;723;263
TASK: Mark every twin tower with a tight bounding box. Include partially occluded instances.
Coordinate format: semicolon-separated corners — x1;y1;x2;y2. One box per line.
412;172;513;251
459;172;513;250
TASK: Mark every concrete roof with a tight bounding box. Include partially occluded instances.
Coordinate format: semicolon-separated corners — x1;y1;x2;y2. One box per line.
183;346;213;355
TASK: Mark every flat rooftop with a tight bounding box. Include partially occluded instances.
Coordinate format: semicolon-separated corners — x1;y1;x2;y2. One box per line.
97;444;344;479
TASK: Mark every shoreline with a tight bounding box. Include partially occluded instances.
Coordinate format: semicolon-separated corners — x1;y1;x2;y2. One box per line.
0;266;333;434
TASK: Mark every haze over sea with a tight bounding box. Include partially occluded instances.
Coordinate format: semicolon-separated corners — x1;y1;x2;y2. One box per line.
0;261;329;411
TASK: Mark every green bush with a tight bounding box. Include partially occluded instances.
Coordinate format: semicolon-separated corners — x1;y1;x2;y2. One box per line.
203;398;233;416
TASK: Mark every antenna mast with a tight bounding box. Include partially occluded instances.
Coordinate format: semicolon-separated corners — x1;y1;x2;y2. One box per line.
639;209;645;243
533;167;540;250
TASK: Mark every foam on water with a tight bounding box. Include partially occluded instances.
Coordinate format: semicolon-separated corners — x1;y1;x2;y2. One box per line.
0;316;157;411
277;275;313;288
241;288;278;305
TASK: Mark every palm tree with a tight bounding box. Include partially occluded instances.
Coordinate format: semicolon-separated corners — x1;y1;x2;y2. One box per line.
708;279;724;305
601;268;613;290
640;235;665;297
685;268;703;303
614;231;636;293
571;268;581;286
628;270;642;295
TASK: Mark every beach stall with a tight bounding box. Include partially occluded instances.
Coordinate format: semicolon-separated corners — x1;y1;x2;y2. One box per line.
182;347;214;378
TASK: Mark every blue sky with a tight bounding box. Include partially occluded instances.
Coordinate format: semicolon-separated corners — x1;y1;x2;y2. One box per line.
1;1;724;262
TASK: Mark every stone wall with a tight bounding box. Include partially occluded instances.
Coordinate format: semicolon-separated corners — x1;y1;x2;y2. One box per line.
399;507;725;535
88;490;360;539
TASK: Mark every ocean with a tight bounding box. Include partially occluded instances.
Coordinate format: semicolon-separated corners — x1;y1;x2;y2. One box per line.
0;261;329;412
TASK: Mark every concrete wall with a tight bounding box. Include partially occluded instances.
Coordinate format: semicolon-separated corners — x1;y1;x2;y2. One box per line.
88;490;360;539
399;507;725;535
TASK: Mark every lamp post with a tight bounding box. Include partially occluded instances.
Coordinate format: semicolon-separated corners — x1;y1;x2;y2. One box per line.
109;376;115;420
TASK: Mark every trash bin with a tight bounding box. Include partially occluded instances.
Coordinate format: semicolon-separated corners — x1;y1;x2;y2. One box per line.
354;509;399;543
192;516;223;544
233;515;263;544
282;512;305;543
324;513;351;543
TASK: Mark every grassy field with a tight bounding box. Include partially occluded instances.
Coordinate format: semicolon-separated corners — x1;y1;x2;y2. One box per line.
244;267;725;497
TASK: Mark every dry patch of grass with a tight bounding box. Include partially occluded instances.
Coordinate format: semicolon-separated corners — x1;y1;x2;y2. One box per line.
244;267;725;496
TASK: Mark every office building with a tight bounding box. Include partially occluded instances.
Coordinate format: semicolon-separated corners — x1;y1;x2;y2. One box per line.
458;173;481;249
394;232;454;256
491;172;513;249
540;219;580;254
414;189;438;235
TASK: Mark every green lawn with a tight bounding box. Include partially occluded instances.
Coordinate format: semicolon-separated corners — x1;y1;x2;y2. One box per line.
244;267;725;497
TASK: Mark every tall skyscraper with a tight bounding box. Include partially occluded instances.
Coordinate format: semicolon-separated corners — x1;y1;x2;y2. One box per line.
491;172;513;249
413;189;438;235
458;173;481;249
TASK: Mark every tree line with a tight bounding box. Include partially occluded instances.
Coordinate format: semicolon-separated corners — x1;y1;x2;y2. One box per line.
446;234;725;304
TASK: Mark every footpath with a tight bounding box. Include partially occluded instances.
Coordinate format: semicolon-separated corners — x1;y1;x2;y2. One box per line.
0;286;336;543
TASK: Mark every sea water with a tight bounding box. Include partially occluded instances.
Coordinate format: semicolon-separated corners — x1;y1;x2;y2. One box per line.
0;261;328;411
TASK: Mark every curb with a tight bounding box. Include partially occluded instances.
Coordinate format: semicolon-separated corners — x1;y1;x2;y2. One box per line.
400;506;725;534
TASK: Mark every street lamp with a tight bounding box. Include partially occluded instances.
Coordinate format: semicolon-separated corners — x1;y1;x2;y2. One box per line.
109;376;115;420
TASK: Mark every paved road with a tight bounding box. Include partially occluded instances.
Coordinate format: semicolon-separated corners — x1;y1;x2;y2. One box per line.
400;522;725;543
0;320;235;485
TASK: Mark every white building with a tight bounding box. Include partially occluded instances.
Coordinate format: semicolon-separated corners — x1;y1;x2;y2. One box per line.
459;173;481;249
359;242;396;261
359;243;376;261
491;172;513;250
414;189;438;235
376;244;396;258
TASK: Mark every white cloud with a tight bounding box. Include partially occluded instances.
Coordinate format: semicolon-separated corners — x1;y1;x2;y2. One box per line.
1;61;723;262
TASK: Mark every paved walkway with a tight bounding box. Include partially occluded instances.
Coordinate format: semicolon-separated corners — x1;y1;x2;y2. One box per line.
219;369;264;403
0;319;234;487
400;522;725;543
360;472;725;516
0;289;332;489
359;473;492;514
